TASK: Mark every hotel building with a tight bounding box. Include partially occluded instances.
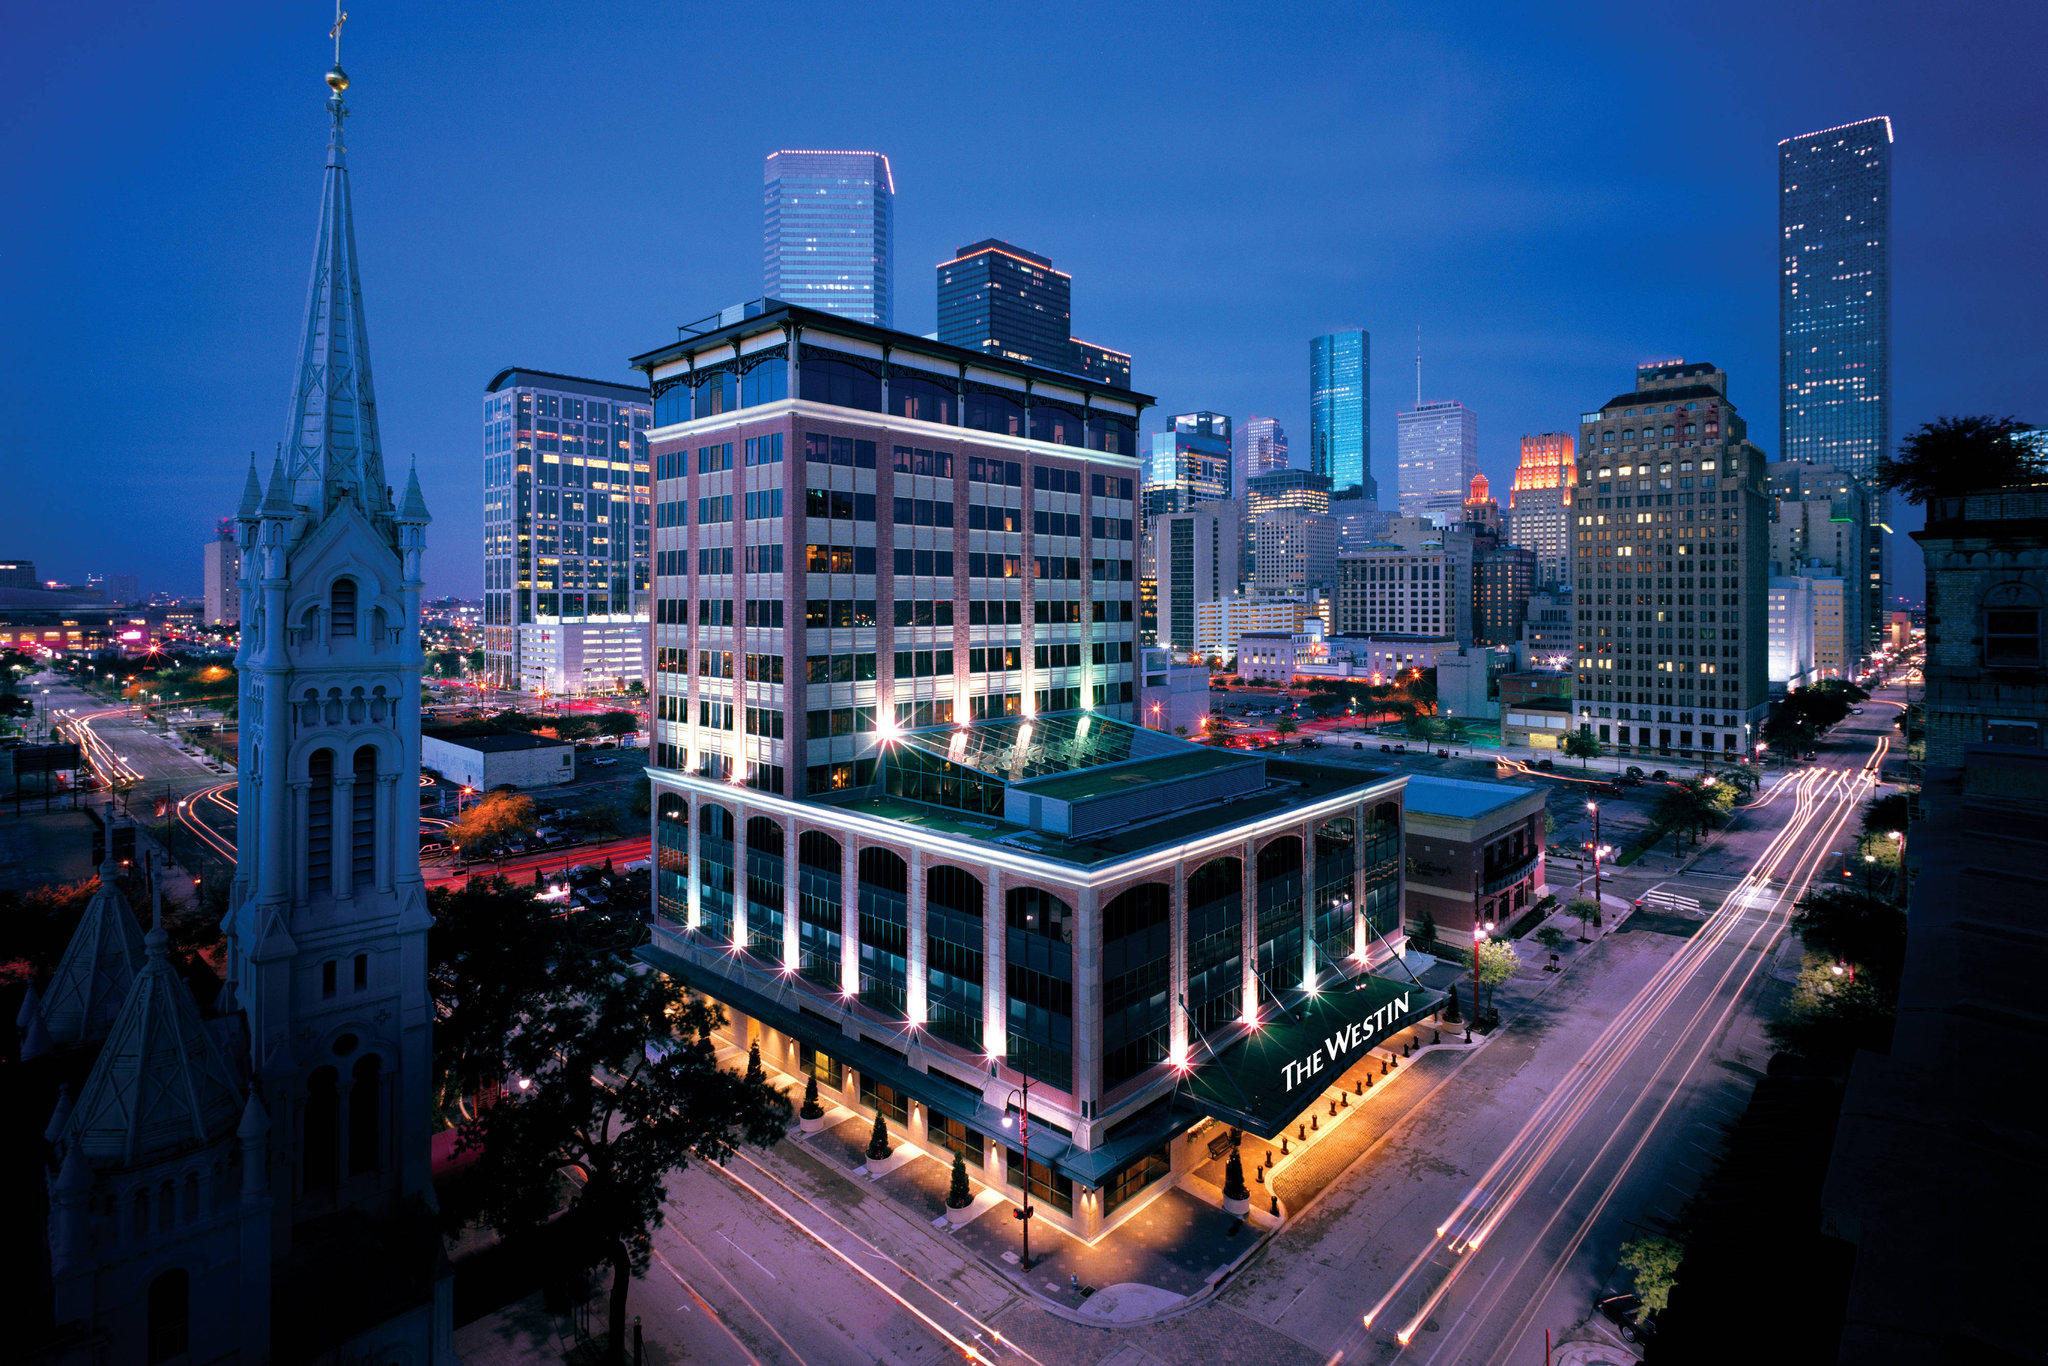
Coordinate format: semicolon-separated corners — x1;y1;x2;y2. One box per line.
1569;362;1770;758
632;303;1428;1239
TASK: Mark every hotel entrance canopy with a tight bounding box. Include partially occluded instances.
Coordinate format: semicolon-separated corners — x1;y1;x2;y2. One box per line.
1180;973;1440;1141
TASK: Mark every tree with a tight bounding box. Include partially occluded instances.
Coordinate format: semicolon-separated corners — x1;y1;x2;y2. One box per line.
1474;939;1520;1016
1618;1235;1683;1315
799;1073;823;1122
429;875;588;1104
1875;414;2042;506
1569;897;1601;942
1556;733;1605;774
1273;716;1299;746
594;710;640;738
554;715;600;742
1788;886;1906;987
1767;956;1896;1066
451;985;789;1366
1534;925;1568;953
867;1108;891;1161
1654;777;1733;845
745;1040;764;1086
947;1151;973;1210
448;791;537;859
1862;792;1910;837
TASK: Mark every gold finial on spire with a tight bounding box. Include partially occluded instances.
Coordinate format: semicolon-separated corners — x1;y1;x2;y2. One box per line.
327;5;350;91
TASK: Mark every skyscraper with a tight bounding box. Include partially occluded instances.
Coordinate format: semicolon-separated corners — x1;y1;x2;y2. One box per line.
1781;117;1891;650
937;239;1072;369
481;369;651;692
202;518;239;625
1396;400;1478;524
1072;339;1132;388
1239;416;1289;492
1310;330;1372;500
1144;412;1232;516
1571;362;1770;759
763;150;894;326
1506;432;1576;589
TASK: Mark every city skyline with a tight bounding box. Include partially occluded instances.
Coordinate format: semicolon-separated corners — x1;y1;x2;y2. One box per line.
5;5;2044;605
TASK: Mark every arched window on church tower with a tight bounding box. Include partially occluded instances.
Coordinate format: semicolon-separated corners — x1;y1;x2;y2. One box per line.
349;1054;382;1175
146;1268;188;1364
330;577;357;640
304;1067;339;1196
307;749;335;893
352;746;377;887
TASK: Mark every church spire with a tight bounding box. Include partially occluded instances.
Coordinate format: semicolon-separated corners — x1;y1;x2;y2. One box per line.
284;49;387;521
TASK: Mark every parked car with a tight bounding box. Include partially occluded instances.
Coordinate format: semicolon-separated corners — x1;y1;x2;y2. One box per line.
419;842;450;859
1354;741;1365;750
1625;765;1645;779
1615;774;1642;788
1595;1293;1657;1343
1379;743;1393;752
1535;757;1555;770
589;756;618;767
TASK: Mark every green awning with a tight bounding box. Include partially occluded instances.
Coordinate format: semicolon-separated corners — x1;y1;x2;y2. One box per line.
1180;973;1440;1140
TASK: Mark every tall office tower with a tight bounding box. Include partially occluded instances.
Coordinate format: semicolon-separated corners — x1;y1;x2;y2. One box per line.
1781;117;1891;651
1473;544;1536;647
482;370;652;693
1252;509;1336;598
937;239;1072;369
1462;473;1504;537
1239;416;1289;493
637;305;1415;1245
764;150;895;327
1144;411;1232;514
1154;501;1243;652
0;559;35;589
1310;330;1373;500
1073;339;1132;388
1767;458;1870;678
1507;433;1576;588
1246;469;1333;584
1397;400;1478;524
1330;496;1398;556
202;519;239;625
1570;361;1770;759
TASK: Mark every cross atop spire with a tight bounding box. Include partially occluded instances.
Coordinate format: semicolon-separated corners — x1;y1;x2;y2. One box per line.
286;34;388;526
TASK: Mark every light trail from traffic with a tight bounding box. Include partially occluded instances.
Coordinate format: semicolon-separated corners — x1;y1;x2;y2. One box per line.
1342;725;1888;1356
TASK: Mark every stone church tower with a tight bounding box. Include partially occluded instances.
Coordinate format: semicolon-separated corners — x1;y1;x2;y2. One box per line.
34;49;450;1365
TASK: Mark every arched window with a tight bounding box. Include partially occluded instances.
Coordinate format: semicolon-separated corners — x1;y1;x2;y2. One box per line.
1186;857;1242;1035
351;746;377;887
1003;887;1074;1090
147;1268;189;1364
349;1055;382;1176
329;577;357;640
857;848;910;1016
307;749;335;893
1101;883;1170;1090
304;1066;339;1195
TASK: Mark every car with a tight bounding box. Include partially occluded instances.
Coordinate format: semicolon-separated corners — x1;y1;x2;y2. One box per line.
1436;749;1451;757
1353;741;1365;750
589;756;618;767
419;842;450;858
1649;768;1668;781
1535;757;1555;770
1625;765;1644;779
1380;743;1393;752
1851;706;1865;715
1596;1293;1653;1342
1615;774;1642;788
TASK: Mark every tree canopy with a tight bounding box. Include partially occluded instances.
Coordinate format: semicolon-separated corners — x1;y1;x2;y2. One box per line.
1788;886;1906;987
1875;414;2043;505
448;791;537;858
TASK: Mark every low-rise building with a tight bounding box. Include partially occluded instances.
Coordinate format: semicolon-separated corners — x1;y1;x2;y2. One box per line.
422;729;575;790
517;615;649;697
1196;594;1317;666
1499;670;1574;749
1913;484;2048;766
1138;647;1210;733
1436;644;1507;723
1517;587;1572;672
1401;774;1548;941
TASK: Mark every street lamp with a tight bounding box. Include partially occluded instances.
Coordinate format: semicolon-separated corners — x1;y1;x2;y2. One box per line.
996;1065;1035;1270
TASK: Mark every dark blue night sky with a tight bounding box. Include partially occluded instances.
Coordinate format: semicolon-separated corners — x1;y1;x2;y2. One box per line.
3;1;2042;603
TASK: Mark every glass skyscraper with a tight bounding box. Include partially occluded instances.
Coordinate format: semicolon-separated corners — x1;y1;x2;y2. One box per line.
1310;330;1373;501
1396;400;1478;524
1780;117;1891;653
764;150;895;327
936;239;1072;369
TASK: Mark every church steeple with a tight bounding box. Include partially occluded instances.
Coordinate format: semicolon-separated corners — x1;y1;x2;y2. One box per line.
285;56;389;521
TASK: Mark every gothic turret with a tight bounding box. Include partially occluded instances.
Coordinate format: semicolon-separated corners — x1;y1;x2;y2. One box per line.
29;844;146;1056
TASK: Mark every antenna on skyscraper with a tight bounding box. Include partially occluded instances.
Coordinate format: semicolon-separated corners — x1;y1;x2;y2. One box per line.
1415;322;1423;406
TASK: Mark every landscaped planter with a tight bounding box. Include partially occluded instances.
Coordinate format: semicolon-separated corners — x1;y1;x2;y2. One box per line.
1222;1193;1251;1217
799;1112;828;1135
945;1202;978;1227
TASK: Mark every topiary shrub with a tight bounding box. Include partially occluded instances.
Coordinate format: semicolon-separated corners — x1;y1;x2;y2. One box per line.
800;1072;823;1121
745;1040;764;1086
1223;1150;1250;1202
867;1108;891;1162
947;1150;973;1209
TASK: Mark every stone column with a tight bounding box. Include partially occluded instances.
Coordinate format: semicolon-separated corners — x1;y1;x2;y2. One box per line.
1240;839;1260;1024
1354;802;1372;962
983;865;1006;1062
782;824;800;972
1168;866;1189;1065
290;779;311;904
840;835;861;997
906;847;928;1027
686;799;701;930
330;777;355;903
1301;820;1319;990
1070;882;1100;1125
376;773;399;893
731;804;750;952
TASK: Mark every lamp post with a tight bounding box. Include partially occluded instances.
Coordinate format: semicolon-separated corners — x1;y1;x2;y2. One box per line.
998;1067;1034;1270
1890;828;1906;904
1470;919;1495;1037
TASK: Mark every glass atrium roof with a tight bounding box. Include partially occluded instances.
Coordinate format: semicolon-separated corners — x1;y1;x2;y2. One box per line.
891;712;1180;786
